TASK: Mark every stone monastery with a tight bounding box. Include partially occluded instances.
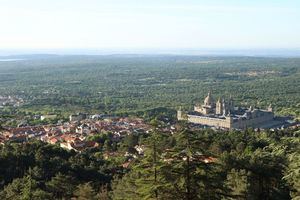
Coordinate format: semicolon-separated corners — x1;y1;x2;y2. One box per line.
177;92;280;129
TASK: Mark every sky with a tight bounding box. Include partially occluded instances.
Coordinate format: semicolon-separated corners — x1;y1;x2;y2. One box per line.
1;0;300;50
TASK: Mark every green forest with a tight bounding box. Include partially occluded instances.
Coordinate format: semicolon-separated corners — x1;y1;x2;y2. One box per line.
0;55;300;199
0;55;300;126
0;126;299;199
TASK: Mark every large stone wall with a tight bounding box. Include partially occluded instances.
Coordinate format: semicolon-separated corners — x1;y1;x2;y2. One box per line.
187;111;274;130
187;115;232;129
232;112;274;129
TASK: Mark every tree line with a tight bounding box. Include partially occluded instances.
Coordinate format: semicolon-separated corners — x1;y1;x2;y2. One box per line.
1;124;299;199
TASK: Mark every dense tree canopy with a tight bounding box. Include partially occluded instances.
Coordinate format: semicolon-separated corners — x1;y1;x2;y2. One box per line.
0;56;300;127
111;127;300;200
0;55;300;199
0;127;299;199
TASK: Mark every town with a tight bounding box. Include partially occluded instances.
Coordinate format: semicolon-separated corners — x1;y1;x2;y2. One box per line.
0;114;156;152
1;109;298;152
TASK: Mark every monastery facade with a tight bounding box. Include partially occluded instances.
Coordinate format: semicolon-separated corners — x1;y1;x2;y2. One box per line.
178;92;276;130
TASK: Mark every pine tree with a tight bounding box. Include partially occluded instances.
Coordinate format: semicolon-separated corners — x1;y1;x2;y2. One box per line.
284;152;300;199
161;129;228;200
0;175;52;200
112;129;229;200
132;131;170;199
222;144;290;200
111;131;170;200
46;173;77;199
111;173;140;200
225;169;249;199
73;182;97;200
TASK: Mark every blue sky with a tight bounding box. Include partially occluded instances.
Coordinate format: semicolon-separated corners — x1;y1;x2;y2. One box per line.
1;0;300;49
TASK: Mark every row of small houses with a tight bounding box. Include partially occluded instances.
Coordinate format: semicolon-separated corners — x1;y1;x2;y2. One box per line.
0;126;98;152
0;117;151;152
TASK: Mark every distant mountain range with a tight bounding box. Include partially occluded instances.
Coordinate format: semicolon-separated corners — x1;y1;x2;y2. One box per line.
0;48;300;57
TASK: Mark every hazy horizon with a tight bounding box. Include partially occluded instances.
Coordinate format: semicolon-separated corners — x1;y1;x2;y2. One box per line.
1;48;300;57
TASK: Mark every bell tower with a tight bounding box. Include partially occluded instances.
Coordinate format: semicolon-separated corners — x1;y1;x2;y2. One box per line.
177;106;183;120
216;97;223;115
229;94;234;112
267;104;273;112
